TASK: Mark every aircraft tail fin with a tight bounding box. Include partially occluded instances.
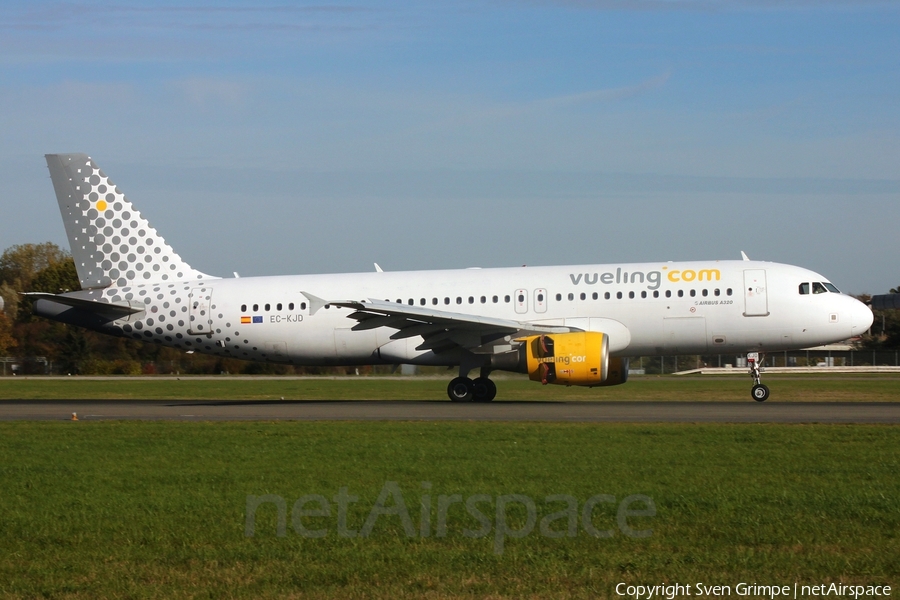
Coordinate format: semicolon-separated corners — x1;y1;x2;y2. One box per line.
45;153;213;290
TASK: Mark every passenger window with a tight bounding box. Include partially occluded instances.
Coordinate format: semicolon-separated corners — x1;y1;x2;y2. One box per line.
492;295;498;303
300;302;307;310
504;295;511;303
420;298;426;306
813;282;827;294
617;292;623;299
689;290;696;298
726;288;733;296
714;289;720;297
580;292;586;300
677;290;684;298
537;293;544;302
445;297;450;305
289;303;294;310
653;291;659;298
241;304;247;312
799;283;810;295
408;299;414;305
480;296;486;303
457;297;462;304
253;304;259;312
468;296;475;304
592;292;598;300
396;299;402;304
701;290;708;297
641;291;647;299
665;290;672;298
432;298;438;305
605;292;611;300
518;294;525;302
277;303;282;310
568;293;574;301
629;291;635;299
556;293;562;301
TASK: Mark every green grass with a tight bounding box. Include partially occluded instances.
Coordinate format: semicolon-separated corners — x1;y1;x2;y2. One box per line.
1;373;899;401
0;421;897;599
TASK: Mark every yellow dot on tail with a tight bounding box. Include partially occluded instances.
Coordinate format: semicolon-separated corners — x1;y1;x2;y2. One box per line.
96;200;107;211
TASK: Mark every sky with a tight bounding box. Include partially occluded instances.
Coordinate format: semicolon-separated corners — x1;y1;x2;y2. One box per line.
0;1;898;294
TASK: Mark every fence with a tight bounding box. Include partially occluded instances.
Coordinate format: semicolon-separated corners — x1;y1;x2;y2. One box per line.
631;350;900;375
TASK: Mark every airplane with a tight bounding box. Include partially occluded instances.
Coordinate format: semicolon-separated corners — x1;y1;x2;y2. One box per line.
28;153;874;402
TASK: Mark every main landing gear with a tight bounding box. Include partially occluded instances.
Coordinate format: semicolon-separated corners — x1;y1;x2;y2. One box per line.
747;352;770;402
447;369;497;402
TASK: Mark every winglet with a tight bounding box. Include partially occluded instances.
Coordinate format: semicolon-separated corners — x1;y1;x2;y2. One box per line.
741;251;750;261
301;292;329;316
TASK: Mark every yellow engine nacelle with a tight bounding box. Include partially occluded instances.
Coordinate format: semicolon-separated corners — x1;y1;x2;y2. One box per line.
523;331;612;386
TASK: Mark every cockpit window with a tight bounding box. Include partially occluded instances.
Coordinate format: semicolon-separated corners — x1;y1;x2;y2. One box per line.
812;282;828;294
799;283;810;295
823;282;840;293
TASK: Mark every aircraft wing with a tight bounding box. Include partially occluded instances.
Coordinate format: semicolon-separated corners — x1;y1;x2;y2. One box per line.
302;293;576;354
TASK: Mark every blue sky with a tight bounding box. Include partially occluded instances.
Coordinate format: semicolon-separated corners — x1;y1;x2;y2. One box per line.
1;1;898;293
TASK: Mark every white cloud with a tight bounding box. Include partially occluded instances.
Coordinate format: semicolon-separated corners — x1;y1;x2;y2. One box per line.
529;71;671;109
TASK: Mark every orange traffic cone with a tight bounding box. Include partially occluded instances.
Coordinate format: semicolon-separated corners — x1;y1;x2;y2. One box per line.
71;412;78;421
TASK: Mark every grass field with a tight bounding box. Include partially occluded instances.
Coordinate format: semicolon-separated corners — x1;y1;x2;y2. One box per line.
0;420;897;599
1;373;900;401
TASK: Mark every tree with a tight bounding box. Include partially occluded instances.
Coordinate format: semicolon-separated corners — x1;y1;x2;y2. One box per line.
857;288;900;350
58;327;89;375
0;243;71;291
0;312;16;356
0;282;17;320
31;259;80;295
16;253;81;323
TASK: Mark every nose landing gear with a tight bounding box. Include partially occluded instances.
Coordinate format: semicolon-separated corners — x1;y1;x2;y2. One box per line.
747;352;770;402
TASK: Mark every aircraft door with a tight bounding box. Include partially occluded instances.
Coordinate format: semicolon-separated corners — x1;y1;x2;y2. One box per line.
188;287;214;335
743;270;769;317
534;288;547;313
515;289;528;314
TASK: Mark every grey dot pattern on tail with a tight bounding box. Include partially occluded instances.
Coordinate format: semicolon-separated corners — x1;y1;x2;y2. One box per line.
67;157;206;288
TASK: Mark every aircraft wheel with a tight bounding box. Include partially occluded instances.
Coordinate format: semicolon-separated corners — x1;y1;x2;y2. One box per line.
472;377;497;402
448;377;475;402
751;384;770;402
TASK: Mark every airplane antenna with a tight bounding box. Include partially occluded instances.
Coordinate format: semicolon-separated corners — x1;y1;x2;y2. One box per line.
374;263;384;273
740;251;750;261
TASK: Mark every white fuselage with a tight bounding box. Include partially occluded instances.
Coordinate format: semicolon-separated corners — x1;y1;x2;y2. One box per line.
70;259;872;367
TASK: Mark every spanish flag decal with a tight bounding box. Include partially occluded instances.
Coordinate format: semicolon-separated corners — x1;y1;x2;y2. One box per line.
240;316;251;324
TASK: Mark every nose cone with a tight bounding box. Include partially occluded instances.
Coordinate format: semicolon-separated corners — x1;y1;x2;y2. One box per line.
849;297;874;336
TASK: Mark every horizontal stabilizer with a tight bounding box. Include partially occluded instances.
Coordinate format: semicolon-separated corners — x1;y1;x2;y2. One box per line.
22;292;144;317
